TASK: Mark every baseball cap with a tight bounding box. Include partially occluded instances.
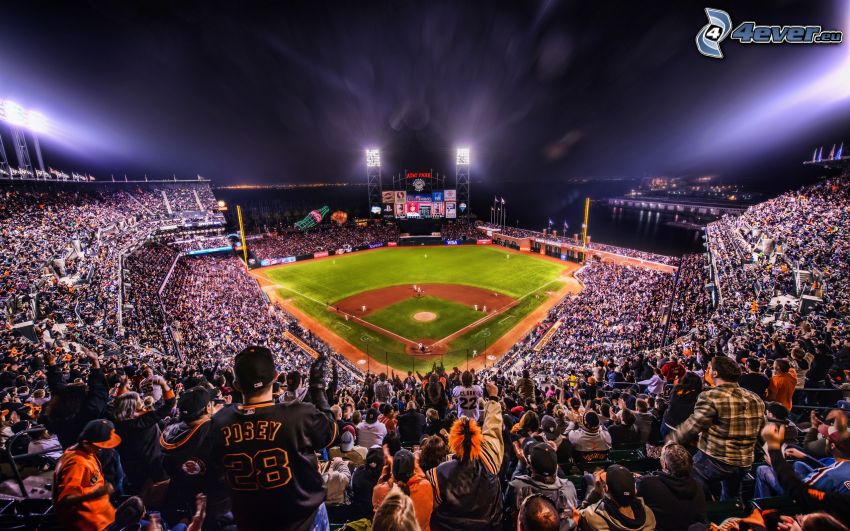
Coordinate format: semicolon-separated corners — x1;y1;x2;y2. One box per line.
178;387;211;419
340;430;355;452
342;424;357;440
540;415;559;441
529;442;557;477
365;408;379;423
78;419;122;449
605;464;636;506
510;406;525;416
818;423;850;454
366;447;384;470
234;346;277;391
392;449;415;482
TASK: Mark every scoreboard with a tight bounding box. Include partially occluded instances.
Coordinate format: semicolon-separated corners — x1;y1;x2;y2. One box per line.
381;170;458;219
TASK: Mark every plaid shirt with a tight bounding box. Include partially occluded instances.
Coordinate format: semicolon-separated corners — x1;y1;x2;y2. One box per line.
671;382;765;467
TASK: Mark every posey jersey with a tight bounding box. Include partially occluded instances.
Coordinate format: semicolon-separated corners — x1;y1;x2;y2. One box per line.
452;384;483;421
210;400;337;531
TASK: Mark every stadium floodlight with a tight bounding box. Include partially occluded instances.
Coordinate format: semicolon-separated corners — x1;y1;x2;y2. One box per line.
2;100;27;127
365;148;381;168
27;111;48;134
456;147;470;166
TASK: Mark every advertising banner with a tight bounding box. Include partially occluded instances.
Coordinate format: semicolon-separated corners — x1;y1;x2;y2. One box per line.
406;202;420;217
445;240;460;245
387;241;398;247
381;191;394;203
260;256;297;267
476;239;492;245
408;193;431;203
394;203;406;218
431;191;444;202
314;251;329;259
368;242;385;249
444;189;457;201
394;191;407;204
382;204;394;217
419;204;432;218
445;202;457;219
431;202;445;217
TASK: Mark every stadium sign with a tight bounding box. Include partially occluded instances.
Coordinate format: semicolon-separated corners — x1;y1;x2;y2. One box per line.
404;171;432;179
696;7;843;59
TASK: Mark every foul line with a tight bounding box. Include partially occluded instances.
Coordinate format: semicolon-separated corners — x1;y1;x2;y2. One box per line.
263;277;571;351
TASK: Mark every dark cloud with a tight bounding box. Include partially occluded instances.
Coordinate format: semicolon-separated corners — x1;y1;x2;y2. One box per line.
0;0;848;186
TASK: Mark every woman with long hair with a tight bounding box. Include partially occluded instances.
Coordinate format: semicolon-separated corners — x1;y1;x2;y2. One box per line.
110;375;176;495
373;448;434;530
372;487;421;531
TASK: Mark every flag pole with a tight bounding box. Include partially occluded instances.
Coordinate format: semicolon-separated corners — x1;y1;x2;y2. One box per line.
237;205;249;269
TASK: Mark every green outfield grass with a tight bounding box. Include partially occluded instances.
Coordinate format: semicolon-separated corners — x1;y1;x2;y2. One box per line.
363;296;483;341
263;246;567;370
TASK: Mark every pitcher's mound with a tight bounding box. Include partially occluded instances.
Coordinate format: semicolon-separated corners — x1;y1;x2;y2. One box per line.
413;311;437;322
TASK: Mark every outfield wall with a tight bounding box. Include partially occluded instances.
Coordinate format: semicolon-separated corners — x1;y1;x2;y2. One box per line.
252;238;491;268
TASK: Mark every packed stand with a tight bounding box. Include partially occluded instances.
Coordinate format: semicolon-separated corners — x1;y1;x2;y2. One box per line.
477;223;680;265
250;223;399;261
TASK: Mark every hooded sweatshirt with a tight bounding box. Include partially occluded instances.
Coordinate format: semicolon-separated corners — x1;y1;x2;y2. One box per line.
160;419;224;520
636;471;706;531
580;498;656;531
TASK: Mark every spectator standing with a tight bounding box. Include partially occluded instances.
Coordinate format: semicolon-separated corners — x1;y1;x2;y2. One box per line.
426;381;504;530
372;448;434;531
209;347;337;531
767;358;797;410
111;378;176;495
506;442;578;530
397;401;427;445
669;356;765;500
53;419;121;531
374;373;393;404
452;370;483;421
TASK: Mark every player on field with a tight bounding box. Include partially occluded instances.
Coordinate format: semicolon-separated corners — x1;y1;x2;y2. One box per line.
452;370;483;421
209;346;338;531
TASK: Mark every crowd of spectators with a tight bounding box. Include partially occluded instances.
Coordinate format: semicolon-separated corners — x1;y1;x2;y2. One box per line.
477;223;680;265
440;221;478;240
493;261;678;379
250;223;399;260
2;176;850;531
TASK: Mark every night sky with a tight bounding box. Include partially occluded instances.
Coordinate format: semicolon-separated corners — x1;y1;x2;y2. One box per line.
1;0;849;187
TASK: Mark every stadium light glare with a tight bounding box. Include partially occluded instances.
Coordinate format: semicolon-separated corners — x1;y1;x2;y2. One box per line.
2;100;27;127
27;111;48;134
365;148;381;168
456;147;470;166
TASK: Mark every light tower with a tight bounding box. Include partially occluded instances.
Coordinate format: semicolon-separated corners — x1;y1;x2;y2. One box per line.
366;148;382;218
1;101;34;176
456;147;470;219
28;111;48;173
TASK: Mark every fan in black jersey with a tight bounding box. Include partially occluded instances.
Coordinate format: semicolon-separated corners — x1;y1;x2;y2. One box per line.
209;346;338;531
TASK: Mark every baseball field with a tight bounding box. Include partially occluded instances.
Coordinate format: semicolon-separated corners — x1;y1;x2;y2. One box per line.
254;245;578;371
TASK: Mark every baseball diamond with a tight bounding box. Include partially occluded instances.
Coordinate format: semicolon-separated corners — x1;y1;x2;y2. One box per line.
253;245;580;370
